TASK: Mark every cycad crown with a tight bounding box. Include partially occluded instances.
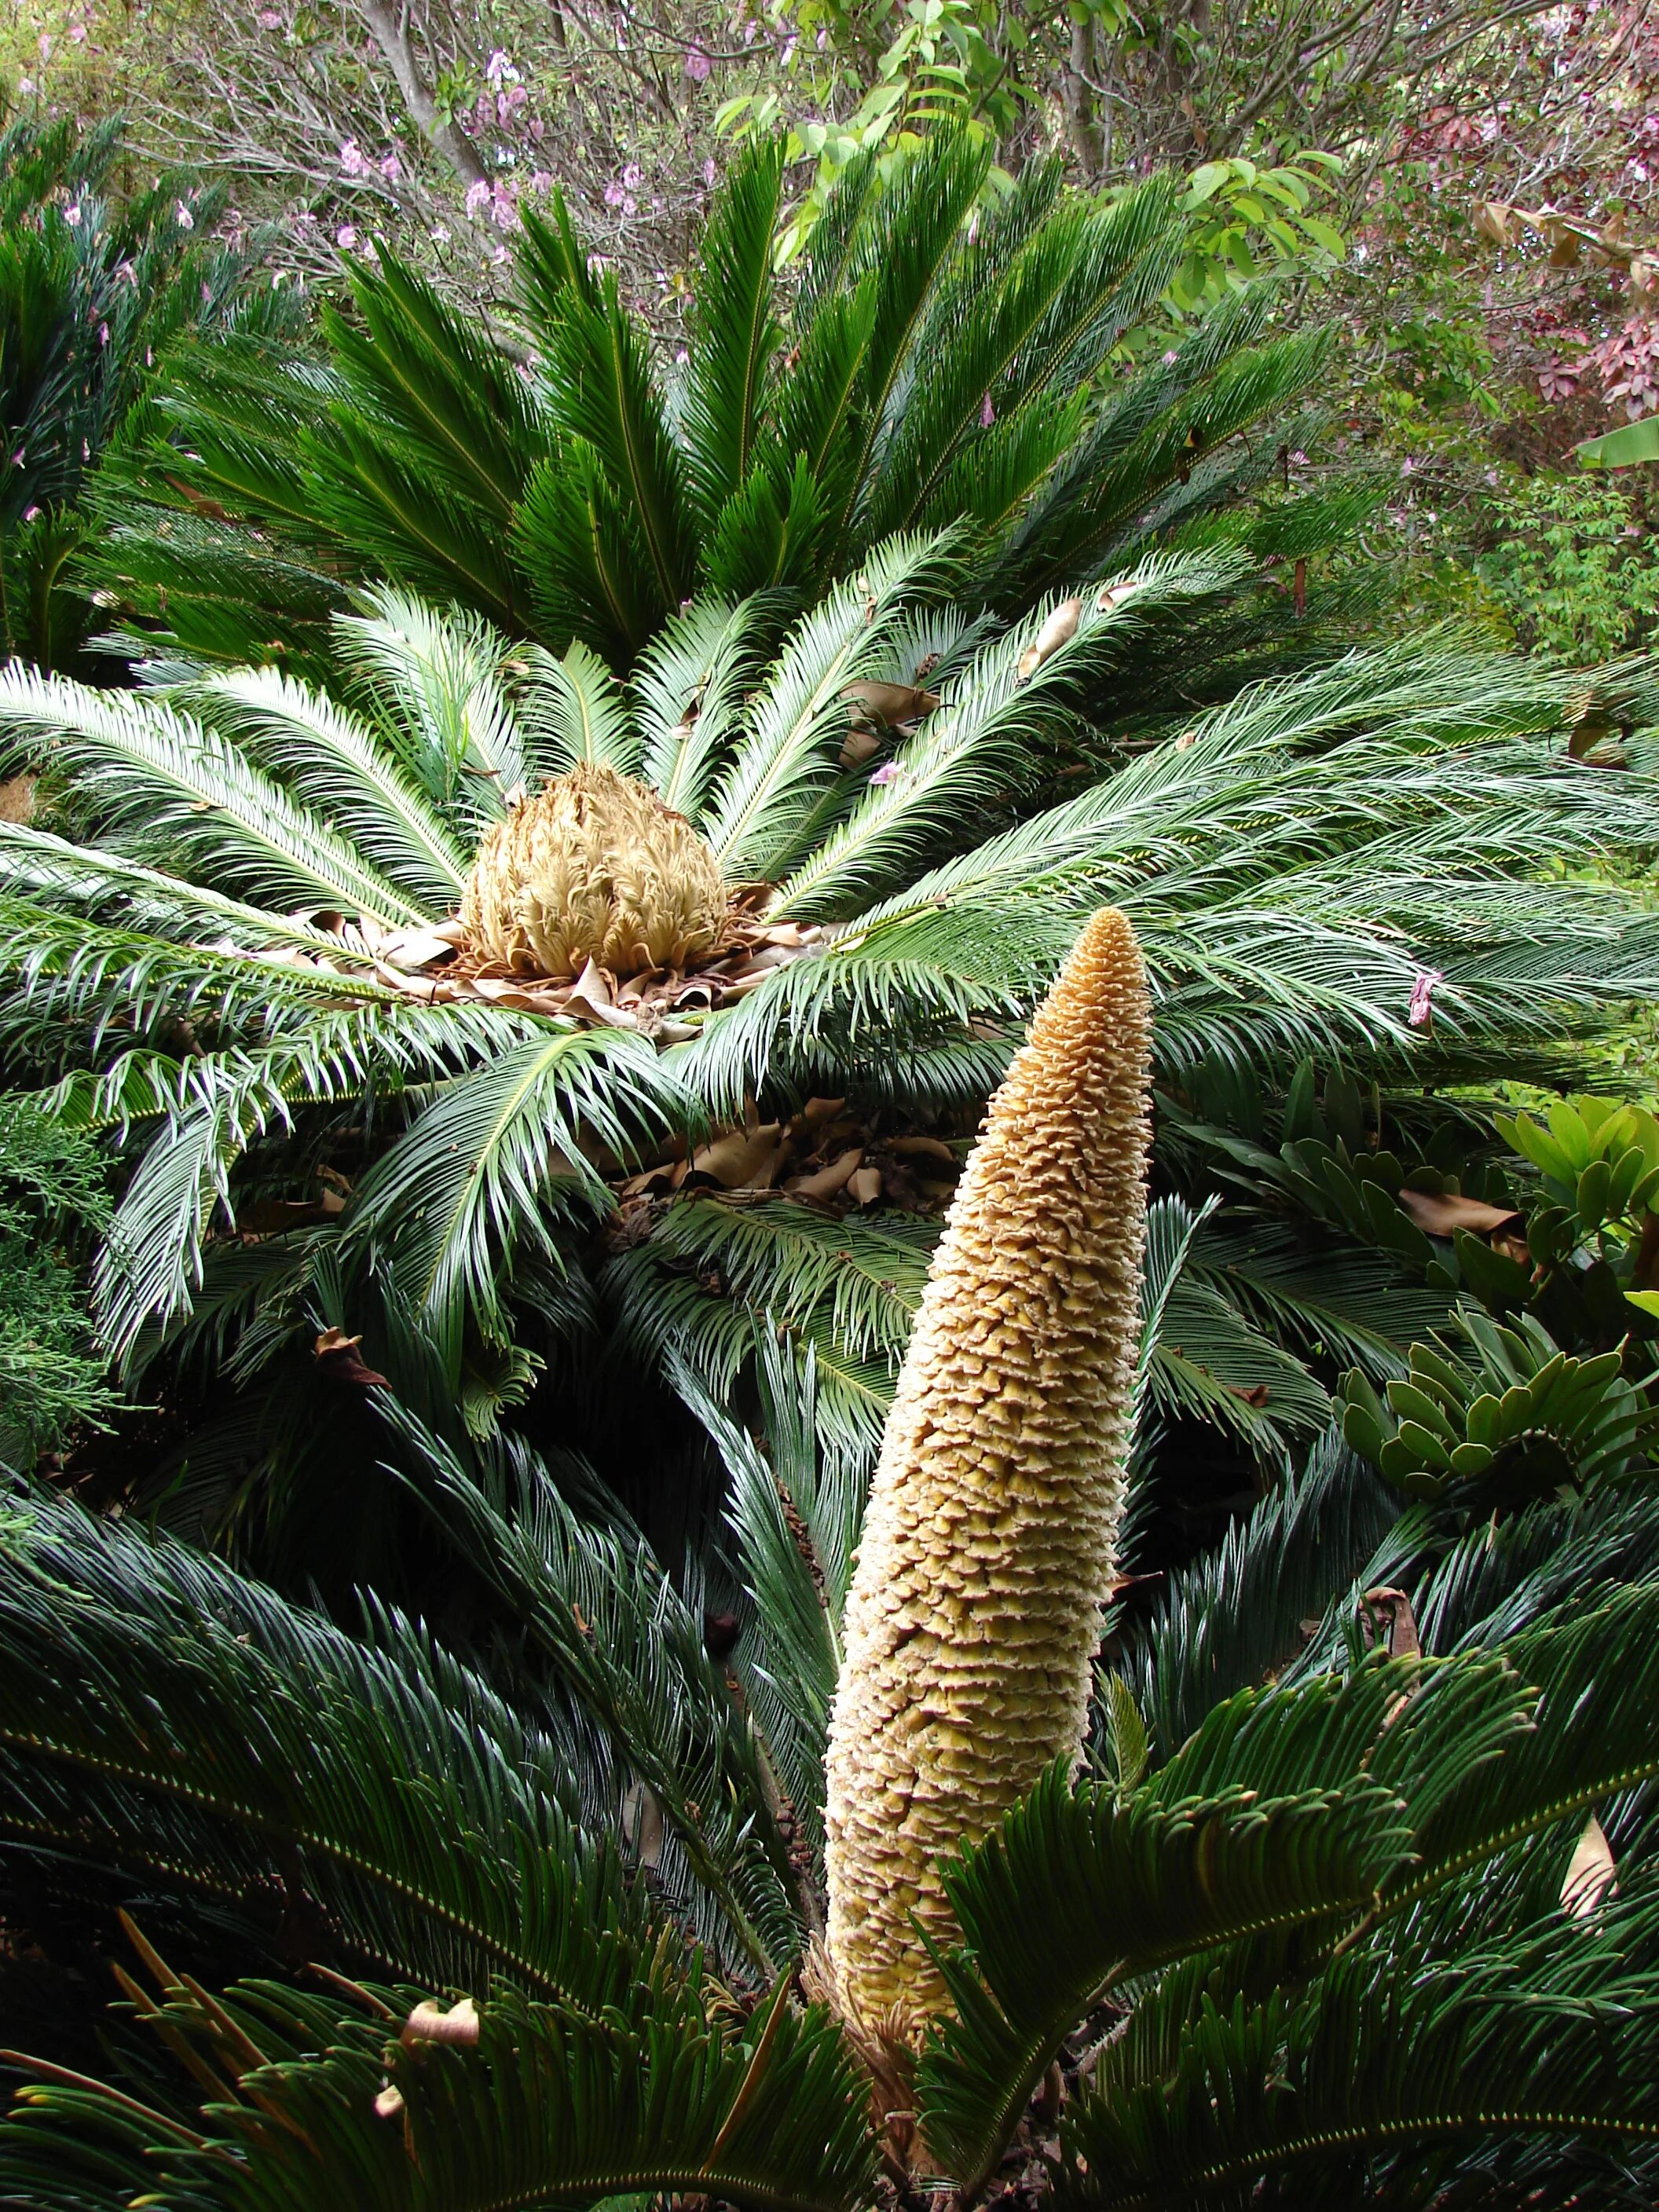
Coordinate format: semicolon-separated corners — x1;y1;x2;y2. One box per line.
89;126;1341;670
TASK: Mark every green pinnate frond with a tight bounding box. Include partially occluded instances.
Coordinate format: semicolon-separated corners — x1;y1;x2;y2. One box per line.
346;1026;697;1348
377;1405;804;1972
196;663;468;909
1066;1881;1659;2207
0;1485;659;2004
681;140;786;534
330;586;529;828
0;665;427;926
917;1749;1418;2191
1;1976;877;2212
633;594;770;817
514;639;641;779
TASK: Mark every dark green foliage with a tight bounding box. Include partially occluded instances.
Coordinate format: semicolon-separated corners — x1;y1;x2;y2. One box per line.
5;1465;1659;2207
0;1097;115;1463
89;130;1345;672
0;108;286;674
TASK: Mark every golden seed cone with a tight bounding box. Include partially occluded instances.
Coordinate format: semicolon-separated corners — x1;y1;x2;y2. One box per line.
460;763;727;980
822;907;1152;2038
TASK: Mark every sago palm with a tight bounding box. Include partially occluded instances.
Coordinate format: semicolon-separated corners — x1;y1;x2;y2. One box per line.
86;126;1351;676
0;108;284;675
3;933;1659;2204
2;555;1658;1474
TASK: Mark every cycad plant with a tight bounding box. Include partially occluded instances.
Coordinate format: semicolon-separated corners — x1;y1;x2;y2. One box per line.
4;928;1659;2204
3;556;1658;1503
0;108;284;675
86;127;1351;676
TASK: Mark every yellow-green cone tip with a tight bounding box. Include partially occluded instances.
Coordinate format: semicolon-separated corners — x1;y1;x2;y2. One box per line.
822;906;1152;2037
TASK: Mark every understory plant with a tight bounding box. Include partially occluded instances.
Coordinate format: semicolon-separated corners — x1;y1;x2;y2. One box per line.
3;921;1659;2205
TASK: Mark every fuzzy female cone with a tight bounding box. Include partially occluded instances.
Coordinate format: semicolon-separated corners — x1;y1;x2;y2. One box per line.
461;763;727;980
822;908;1152;2035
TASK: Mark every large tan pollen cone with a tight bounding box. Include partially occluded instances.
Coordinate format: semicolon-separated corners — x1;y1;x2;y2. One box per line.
822;907;1152;2038
460;762;727;979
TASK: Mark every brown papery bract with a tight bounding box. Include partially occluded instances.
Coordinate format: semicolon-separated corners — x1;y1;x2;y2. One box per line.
821;908;1152;2039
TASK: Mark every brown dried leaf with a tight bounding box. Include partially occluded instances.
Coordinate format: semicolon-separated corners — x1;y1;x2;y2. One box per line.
1474;201;1512;247
848;1165;884;1207
1017;598;1082;682
1397;1188;1524;1239
838;681;941;728
621;1780;665;1872
786;1148;864;1201
885;1135;960;1169
837;725;884;771
378;930;460;972
689;1124;784;1188
314;1328;389;1390
1361;1584;1422;1662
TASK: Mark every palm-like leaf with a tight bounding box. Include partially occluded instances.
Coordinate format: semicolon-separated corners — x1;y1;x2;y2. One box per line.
5;569;1659;1472
87;130;1345;676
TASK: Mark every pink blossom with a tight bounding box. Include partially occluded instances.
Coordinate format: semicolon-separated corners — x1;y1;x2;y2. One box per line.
529;170;552;194
69;20;86;38
703;156;718;187
17;78;35;93
485;47;519;85
256;8;283;25
339;139;368;176
430;223;451;243
529;115;545;142
336;225;358;249
64;203;82;226
622;162;643;191
23;506;41;522
684;45;711;79
174;200;194;229
465;178;492;218
1408;968;1443;1029
380;150;402;181
604;180;626;207
980;393;994;427
491;190;521;232
869;762;902;786
98;321;109;346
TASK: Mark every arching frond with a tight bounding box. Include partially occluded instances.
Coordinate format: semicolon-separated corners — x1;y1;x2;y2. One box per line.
331;587;529;832
0;1484;651;2001
634;594;771;817
700;531;960;877
199;662;468;908
0;664;427;925
514;639;640;779
346;1025;696;1346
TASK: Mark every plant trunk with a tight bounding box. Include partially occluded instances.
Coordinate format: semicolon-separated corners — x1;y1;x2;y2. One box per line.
357;0;489;187
822;908;1152;2037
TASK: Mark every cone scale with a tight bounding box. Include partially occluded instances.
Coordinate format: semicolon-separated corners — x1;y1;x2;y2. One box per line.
822;908;1152;2035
